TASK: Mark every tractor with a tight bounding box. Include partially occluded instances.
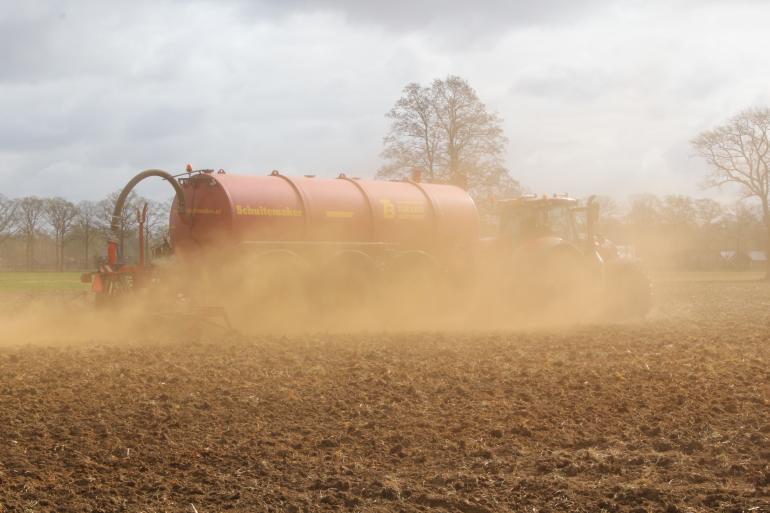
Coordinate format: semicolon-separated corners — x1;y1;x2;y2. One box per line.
484;194;651;319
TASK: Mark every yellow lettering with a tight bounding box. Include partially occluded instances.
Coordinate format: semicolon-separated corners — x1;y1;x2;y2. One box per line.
380;199;396;220
235;204;303;217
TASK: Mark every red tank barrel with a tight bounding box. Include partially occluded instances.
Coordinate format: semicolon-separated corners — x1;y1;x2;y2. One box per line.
169;172;479;256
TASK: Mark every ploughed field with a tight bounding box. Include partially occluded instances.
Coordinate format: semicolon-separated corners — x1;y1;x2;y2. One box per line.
1;276;769;512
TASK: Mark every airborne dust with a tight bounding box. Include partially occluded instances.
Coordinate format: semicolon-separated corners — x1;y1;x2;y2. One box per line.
0;246;632;346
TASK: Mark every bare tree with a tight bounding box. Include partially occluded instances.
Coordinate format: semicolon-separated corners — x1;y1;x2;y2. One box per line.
626;194;662;227
45;197;79;271
728;201;763;256
694;198;724;228
17;197;45;271
378;75;518;201
694;198;726;251
143;199;171;251
660;195;697;230
380;83;442;182
692;107;770;278
0;194;18;246
98;190;141;258
76;200;100;269
432;77;508;186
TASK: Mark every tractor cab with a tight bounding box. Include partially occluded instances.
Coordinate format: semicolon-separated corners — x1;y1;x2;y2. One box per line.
497;195;599;251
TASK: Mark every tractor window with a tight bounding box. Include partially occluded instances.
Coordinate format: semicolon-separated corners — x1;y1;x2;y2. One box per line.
500;203;577;242
546;206;575;241
572;208;588;242
500;206;546;239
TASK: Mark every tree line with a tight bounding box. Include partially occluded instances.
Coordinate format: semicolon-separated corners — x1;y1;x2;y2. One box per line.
1;187;762;272
0;192;170;271
597;194;767;270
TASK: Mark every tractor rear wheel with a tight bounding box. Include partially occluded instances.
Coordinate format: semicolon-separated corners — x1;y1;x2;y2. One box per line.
508;246;601;323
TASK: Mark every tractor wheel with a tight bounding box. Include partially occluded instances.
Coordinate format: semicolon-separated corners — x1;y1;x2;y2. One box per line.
540;248;598;318
509;246;600;323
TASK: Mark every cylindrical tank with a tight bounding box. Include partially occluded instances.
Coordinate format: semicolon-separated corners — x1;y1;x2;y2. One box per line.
169;171;479;257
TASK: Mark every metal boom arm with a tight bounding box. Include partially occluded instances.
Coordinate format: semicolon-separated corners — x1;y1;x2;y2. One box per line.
107;169;187;265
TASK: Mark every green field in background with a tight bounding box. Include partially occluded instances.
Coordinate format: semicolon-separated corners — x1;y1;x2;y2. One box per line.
0;272;89;291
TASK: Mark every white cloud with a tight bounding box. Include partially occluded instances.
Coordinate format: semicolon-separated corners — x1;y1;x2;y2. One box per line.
0;0;769;202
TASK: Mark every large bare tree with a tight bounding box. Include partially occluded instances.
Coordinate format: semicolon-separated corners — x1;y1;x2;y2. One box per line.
380;83;442;182
378;75;518;203
17;197;45;271
45;197;79;271
692;107;770;278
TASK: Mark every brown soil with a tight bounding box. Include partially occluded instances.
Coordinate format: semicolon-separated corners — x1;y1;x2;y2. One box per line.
1;279;769;512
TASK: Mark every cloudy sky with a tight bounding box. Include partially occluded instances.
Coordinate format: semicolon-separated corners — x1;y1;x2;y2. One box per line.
1;0;769;202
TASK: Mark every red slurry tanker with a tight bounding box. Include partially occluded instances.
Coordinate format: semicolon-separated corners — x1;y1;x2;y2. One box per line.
169;168;479;261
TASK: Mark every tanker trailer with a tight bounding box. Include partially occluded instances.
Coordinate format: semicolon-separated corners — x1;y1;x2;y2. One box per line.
83;167;480;322
83;166;650;325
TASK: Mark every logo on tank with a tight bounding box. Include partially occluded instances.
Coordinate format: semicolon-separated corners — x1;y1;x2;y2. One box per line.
235;205;303;217
380;199;426;220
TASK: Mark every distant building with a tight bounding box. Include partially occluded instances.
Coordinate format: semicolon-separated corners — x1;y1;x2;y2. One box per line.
720;250;767;271
747;251;767;271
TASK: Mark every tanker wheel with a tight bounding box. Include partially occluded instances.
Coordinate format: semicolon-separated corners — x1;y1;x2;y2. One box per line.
233;250;312;331
382;251;444;321
603;263;652;320
312;250;378;315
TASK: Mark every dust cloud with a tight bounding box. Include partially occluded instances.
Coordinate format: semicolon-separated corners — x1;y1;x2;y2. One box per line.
0;245;648;347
